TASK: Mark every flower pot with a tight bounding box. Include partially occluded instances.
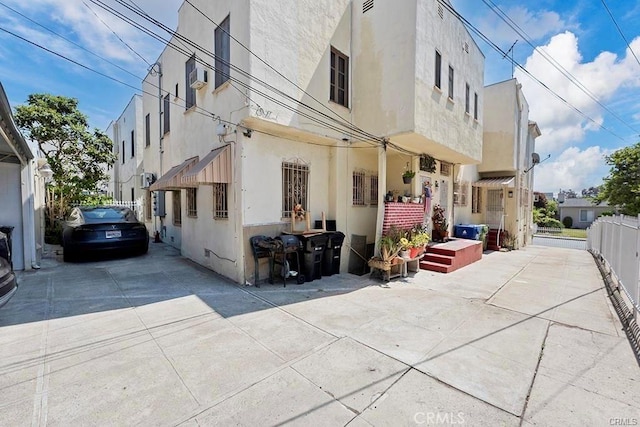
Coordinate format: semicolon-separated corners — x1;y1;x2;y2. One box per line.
409;246;422;259
402;176;412;184
399;250;409;259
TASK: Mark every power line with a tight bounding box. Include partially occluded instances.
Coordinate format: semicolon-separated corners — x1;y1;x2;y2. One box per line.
81;0;152;67
88;0;385;145
600;0;640;68
481;0;640;136
438;0;630;142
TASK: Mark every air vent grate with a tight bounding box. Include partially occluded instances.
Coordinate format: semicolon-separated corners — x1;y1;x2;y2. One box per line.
363;0;374;13
438;4;444;19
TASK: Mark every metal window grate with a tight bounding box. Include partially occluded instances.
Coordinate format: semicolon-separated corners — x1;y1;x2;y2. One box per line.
213;183;228;219
186;188;197;217
282;161;309;218
454;181;468;206
145;190;152;220
363;0;374;13
369;174;379;206
440;162;451;176
472;186;482;213
353;171;366;206
172;190;181;226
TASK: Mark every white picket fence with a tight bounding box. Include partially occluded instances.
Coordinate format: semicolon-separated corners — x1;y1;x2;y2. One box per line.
587;214;640;319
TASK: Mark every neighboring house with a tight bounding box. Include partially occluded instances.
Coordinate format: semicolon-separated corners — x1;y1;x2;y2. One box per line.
0;82;39;270
455;78;540;249
106;95;144;204
558;198;612;229
140;0;484;284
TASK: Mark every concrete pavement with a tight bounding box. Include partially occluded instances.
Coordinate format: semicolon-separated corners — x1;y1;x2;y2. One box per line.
1;243;638;426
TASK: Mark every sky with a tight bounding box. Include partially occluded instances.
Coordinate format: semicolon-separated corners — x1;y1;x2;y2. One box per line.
1;0;639;195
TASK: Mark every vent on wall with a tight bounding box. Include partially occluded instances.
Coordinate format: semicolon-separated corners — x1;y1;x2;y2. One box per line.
438;4;444;19
363;0;374;13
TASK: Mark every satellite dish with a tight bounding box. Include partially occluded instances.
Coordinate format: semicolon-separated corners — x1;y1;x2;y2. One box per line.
532;153;541;164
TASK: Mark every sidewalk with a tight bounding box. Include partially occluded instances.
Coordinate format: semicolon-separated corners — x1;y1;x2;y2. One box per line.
1;244;638;426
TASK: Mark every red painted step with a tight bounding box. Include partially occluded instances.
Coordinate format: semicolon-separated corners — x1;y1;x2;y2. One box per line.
420;238;483;273
423;253;454;265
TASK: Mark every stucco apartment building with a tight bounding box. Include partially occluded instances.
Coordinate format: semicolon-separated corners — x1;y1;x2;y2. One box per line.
138;0;486;284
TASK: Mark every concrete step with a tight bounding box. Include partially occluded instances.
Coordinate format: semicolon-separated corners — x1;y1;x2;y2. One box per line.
420;260;454;273
423;253;454;265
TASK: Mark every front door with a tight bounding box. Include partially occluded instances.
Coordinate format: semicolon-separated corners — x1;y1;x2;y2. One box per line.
486;189;503;229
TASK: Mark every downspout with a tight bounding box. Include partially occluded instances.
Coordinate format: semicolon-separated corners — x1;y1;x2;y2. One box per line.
155;62;164;238
515;83;523;248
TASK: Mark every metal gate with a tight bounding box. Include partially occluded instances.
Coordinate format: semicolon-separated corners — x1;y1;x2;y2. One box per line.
486;189;503;229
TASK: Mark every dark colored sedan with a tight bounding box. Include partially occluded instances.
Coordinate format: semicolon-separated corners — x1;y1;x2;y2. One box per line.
0;231;17;308
62;206;149;262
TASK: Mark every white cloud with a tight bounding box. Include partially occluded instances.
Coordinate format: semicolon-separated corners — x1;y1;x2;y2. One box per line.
516;32;640;153
533;145;610;193
476;5;571;46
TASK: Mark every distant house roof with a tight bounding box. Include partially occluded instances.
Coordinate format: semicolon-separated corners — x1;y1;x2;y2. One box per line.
559;198;609;208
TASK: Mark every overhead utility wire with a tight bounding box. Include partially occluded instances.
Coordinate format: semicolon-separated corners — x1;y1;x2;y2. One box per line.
81;0;152;67
0;1;143;82
437;0;628;142
0;24;374;151
600;0;640;68
89;0;384;145
105;0;383;143
182;0;380;143
482;0;640;135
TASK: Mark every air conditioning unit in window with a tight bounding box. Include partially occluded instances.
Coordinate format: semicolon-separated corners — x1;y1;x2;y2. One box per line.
189;67;208;89
140;172;156;189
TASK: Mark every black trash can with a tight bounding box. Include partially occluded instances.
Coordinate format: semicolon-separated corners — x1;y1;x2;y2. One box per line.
322;231;345;276
0;226;14;268
298;234;328;282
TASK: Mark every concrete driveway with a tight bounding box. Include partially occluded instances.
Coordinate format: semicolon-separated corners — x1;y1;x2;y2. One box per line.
1;243;638;426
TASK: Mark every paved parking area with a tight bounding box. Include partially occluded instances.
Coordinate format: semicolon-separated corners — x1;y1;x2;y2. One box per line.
1;243;638;426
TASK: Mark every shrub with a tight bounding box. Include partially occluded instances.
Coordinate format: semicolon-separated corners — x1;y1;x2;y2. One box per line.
562;216;573;228
539;217;564;228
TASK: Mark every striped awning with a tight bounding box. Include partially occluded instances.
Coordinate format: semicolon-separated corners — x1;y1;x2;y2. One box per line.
181;145;231;185
149;156;199;191
474;176;515;187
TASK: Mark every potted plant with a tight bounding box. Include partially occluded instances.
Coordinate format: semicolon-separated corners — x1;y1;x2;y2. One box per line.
408;223;430;258
368;226;403;270
431;204;449;242
402;170;416;184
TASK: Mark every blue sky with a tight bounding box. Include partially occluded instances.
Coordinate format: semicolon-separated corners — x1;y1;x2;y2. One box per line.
1;0;639;194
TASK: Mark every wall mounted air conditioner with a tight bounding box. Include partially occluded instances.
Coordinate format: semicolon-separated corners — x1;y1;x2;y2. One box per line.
140;172;156;189
189;67;208;89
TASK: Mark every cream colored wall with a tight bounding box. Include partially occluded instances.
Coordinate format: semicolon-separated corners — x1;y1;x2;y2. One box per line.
480;79;517;173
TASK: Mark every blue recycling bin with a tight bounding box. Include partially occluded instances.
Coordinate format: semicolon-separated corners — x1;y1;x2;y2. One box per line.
454;224;482;240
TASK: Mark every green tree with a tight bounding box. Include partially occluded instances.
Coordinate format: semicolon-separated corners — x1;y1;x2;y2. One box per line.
595;142;640;215
14;94;116;226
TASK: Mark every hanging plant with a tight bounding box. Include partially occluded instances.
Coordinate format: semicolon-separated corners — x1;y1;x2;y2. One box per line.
420;154;437;173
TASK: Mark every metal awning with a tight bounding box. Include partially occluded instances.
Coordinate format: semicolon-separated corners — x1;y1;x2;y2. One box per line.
150;156;199;191
181;145;231;185
474;176;515;187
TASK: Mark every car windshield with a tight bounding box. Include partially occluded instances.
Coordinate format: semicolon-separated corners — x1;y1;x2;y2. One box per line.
81;207;131;222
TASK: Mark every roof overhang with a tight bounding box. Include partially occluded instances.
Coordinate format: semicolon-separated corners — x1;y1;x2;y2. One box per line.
0;82;33;165
474;176;515;187
150;156;199;191
181;145;231;185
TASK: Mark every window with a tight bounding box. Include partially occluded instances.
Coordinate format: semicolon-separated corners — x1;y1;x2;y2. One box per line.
448;65;454;99
172;190;181;226
186;188;197;217
131;187;134;202
130;130;135;158
454;181;468;206
144;113;150;147
579;209;594;222
472;186;482;213
163;94;170;134
465;83;470;114
474;92;478;120
330;48;349;107
122;140;125;164
175;83;178;98
369;174;378;206
185;55;196;109
440;162;451;176
352;171;366;206
215;15;230;88
282;161;309;218
434;51;442;89
145;190;152;220
213;183;228;219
